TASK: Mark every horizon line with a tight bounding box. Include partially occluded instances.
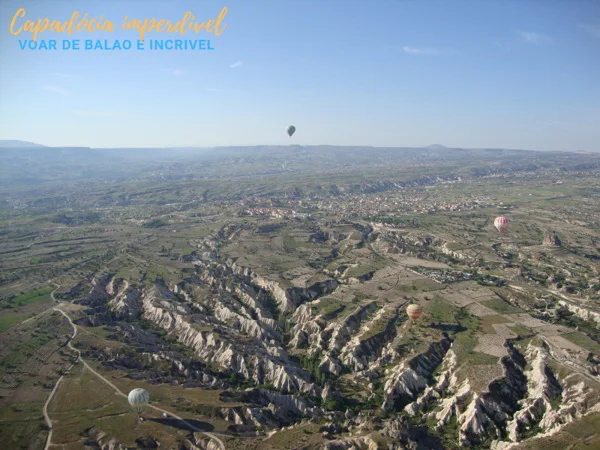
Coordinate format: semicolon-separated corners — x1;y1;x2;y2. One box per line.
0;142;589;153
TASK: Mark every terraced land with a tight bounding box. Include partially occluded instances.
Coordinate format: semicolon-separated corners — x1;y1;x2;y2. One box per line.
1;146;600;449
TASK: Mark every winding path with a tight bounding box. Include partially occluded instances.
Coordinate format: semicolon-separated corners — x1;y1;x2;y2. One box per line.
43;287;225;450
42;358;76;450
42;285;65;450
15;308;52;328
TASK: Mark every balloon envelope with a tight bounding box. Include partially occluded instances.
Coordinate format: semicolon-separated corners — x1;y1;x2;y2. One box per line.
494;216;509;233
287;125;296;137
128;388;150;414
406;304;424;321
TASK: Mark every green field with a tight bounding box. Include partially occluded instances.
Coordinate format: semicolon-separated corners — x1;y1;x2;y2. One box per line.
1;287;53;308
480;297;525;315
508;323;534;338
311;297;346;319
412;278;447;292
0;401;48;450
562;331;600;354
0;314;28;333
479;314;512;333
428;295;458;323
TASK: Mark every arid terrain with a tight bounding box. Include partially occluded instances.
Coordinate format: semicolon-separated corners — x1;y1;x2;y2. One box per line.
1;145;599;449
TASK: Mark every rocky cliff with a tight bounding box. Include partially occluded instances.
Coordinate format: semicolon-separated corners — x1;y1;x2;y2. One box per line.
141;283;318;395
557;300;600;327
397;336;600;447
543;230;562;247
60;227;600;448
382;337;452;411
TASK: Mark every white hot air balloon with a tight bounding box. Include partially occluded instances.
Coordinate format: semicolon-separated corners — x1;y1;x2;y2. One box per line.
128;388;150;415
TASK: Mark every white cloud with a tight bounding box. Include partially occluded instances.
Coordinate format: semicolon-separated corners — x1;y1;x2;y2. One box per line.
162;68;184;76
229;61;243;68
72;110;125;118
517;31;552;44
402;46;440;55
42;85;72;96
580;24;600;38
401;46;457;55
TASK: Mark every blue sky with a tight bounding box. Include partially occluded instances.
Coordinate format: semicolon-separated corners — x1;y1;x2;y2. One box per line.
0;0;599;150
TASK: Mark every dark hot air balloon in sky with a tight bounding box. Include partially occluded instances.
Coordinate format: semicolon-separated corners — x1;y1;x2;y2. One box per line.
287;125;296;137
494;216;509;233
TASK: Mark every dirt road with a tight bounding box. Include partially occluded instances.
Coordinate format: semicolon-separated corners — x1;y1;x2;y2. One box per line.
44;304;225;450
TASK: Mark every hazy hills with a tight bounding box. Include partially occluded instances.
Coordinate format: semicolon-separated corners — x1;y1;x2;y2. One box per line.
1;144;599;190
0;140;47;148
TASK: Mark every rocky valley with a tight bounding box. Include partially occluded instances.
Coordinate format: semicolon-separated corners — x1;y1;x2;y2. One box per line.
1;146;599;449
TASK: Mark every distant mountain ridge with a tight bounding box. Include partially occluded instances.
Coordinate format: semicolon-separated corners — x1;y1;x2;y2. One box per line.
0;140;47;148
0;141;596;154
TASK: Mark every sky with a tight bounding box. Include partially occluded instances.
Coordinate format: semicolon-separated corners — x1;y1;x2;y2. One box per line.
0;0;599;150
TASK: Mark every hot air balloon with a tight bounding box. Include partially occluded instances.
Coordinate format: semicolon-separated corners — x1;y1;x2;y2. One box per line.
287;125;296;137
128;388;149;415
494;216;509;233
406;304;424;321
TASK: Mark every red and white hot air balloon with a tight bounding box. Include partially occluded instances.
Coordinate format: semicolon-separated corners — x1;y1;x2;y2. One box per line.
406;304;424;321
494;216;509;233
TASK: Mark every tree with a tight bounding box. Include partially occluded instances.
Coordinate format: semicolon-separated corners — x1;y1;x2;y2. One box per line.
323;398;342;411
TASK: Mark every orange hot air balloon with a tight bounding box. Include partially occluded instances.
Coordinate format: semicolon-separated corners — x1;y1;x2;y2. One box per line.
407;304;424;321
494;216;509;233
